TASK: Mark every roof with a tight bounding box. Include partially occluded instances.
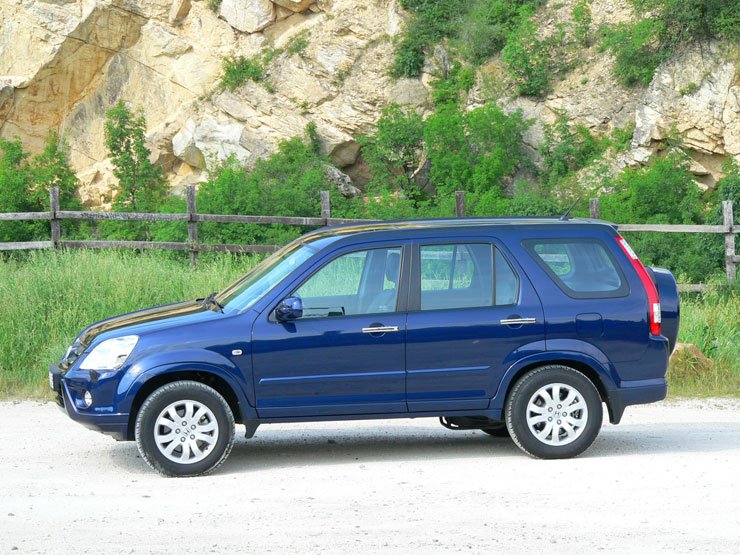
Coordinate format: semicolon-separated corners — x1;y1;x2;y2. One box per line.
300;216;616;243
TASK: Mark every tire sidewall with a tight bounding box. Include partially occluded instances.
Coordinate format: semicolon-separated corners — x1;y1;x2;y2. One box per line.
136;381;235;477
506;366;602;459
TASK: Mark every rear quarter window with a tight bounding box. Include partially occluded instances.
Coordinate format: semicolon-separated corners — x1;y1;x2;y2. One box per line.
523;238;629;299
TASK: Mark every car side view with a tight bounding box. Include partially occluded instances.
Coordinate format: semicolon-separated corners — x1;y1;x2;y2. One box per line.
50;217;679;476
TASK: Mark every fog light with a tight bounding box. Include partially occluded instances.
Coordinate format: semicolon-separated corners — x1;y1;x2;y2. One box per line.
83;391;93;408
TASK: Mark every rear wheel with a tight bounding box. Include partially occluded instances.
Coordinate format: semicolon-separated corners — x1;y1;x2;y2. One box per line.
135;380;235;477
505;365;602;459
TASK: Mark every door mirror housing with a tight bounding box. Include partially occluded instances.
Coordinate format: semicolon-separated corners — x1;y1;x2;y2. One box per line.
275;296;303;322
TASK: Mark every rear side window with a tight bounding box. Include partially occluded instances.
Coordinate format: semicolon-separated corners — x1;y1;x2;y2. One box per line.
418;243;519;310
524;239;628;299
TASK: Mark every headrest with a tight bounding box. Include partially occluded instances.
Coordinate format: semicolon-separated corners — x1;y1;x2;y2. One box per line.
385;251;401;283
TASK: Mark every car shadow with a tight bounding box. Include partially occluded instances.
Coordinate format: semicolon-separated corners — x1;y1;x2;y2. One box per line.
108;420;739;475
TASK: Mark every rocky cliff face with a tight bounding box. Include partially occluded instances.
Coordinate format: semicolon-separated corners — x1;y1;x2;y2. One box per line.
0;0;738;205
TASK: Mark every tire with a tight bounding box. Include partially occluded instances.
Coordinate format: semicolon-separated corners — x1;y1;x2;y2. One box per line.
135;380;235;477
505;365;602;459
480;424;510;438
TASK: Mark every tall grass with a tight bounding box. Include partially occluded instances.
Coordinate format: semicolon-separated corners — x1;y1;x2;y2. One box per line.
0;250;257;397
0;250;737;398
667;286;740;397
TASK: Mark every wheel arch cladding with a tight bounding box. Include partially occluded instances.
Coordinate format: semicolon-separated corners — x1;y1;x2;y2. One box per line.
502;359;610;410
126;370;243;440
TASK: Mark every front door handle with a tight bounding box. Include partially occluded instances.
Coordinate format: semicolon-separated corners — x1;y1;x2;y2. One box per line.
500;317;537;325
362;325;400;334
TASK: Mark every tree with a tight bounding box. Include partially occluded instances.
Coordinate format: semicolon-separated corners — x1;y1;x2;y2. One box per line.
30;131;80;209
104;101;168;212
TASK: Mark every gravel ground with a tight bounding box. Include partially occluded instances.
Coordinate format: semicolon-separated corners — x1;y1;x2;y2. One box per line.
1;398;739;554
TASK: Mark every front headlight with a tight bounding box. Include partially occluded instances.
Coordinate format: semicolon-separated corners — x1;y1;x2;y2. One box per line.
80;336;139;370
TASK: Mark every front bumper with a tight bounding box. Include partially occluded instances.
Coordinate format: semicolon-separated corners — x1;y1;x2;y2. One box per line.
49;365;130;441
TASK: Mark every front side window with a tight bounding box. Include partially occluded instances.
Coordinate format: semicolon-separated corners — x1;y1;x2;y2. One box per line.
294;247;402;318
524;239;628;298
419;243;519;310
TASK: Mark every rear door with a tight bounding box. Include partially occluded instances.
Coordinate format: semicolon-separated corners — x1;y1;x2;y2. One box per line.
517;232;651;376
405;238;546;412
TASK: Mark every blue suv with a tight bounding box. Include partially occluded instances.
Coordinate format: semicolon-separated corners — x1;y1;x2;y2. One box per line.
50;218;679;476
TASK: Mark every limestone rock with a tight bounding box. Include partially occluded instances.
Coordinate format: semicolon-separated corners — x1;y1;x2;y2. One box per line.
389;78;429;107
173;116;252;168
219;0;275;33
173;119;206;168
324;164;360;197
272;0;315;12
168;0;191;25
77;160;117;208
631;41;739;176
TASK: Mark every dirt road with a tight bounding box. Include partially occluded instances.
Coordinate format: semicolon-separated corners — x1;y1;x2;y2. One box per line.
1;399;738;554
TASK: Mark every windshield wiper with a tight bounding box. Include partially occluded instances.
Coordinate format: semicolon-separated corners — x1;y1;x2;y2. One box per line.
199;292;224;313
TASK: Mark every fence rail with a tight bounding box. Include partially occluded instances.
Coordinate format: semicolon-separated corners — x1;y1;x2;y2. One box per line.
0;187;736;288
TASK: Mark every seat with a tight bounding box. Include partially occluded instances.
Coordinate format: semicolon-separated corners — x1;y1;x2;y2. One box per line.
364;251;400;314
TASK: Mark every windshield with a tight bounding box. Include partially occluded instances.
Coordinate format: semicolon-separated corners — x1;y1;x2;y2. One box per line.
217;236;337;311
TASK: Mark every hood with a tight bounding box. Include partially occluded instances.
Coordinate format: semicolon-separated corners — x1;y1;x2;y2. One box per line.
78;300;215;347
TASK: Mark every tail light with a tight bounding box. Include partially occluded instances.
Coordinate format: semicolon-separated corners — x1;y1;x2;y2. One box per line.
615;237;661;336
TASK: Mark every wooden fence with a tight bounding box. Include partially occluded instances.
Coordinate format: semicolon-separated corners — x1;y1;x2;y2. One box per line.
0;187;736;289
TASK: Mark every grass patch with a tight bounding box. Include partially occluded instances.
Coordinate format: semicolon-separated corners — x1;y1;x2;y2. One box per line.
0;251;736;399
0;250;258;397
668;288;740;397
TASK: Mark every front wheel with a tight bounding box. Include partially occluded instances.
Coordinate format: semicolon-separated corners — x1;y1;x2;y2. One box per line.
135;381;235;477
505;366;602;459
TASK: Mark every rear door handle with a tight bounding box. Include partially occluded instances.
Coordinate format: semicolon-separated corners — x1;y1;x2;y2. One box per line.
500;317;537;325
362;325;400;334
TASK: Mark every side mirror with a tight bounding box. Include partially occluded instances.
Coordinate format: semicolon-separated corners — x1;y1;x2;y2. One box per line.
275;296;303;322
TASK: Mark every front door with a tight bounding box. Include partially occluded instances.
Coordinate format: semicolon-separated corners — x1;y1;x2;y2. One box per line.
405;239;546;412
251;244;409;418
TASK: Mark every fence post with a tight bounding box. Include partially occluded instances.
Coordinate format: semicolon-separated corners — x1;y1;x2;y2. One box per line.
723;200;735;284
589;198;600;219
321;191;331;224
50;187;61;249
186;185;198;267
455;191;465;217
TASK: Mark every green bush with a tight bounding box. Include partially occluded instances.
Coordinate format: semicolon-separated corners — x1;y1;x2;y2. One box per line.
430;61;476;105
195;127;333;246
424;103;529;197
600;0;738;87
0;133;81;242
539;113;606;190
457;0;541;64
599;19;666;87
634;0;740;45
358;104;425;197
572;0;592;46
600;152;716;282
501;15;552;96
392;0;468;77
221;55;264;91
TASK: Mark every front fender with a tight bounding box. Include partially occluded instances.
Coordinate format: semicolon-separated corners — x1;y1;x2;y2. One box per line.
116;349;256;418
